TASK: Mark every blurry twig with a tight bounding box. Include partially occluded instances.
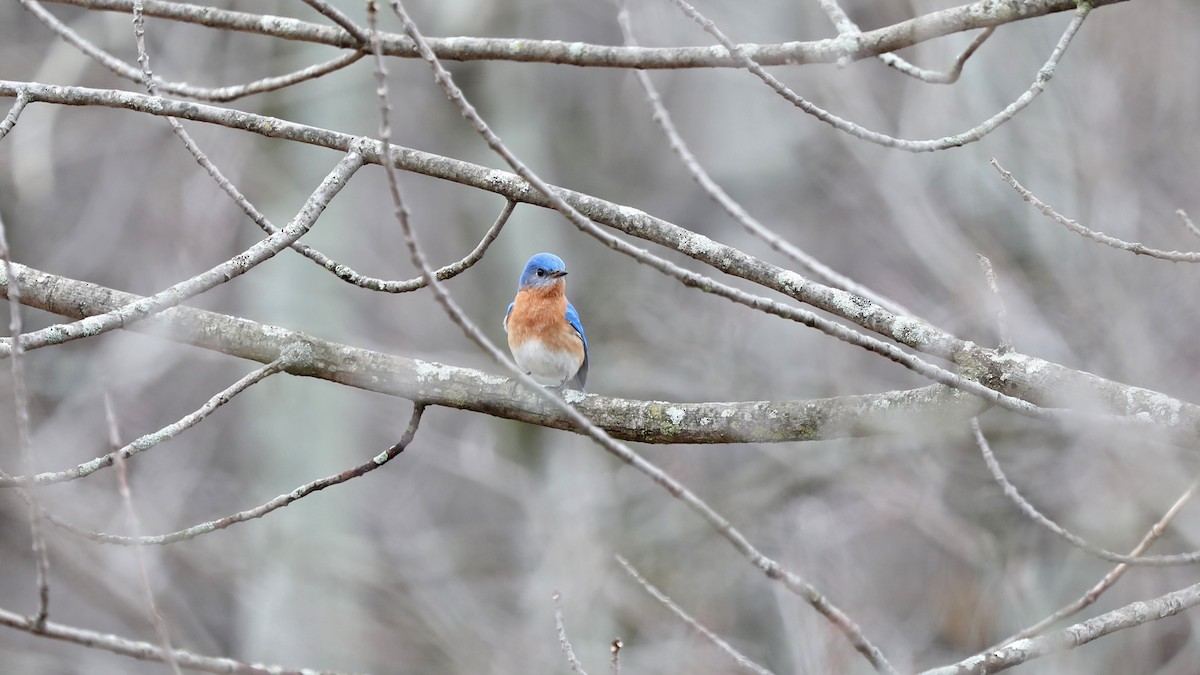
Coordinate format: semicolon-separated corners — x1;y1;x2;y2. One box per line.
0;359;285;488
553;592;590;675
992;160;1200;262
971;419;1200;565
975;254;1011;353
816;0;994;81
19;0;362;103
0;211;50;631
104;393;182;675
991;472;1200;650
0;149;364;355
614;0;915;319
610;638;621;675
922;580;1200;675
666;0;1090;152
616;555;775;675
1178;210;1200;240
42;404;426;545
373;3;899;673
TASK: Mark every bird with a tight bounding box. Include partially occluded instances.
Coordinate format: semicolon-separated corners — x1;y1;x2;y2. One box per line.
503;252;588;390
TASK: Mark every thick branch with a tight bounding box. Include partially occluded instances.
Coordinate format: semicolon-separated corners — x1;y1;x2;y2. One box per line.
37;0;1127;70
0;262;982;444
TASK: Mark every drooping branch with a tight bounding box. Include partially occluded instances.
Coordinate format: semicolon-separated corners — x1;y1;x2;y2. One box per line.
35;0;1127;70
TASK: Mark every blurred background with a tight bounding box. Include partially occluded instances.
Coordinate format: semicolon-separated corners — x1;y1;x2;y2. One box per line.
1;0;1199;672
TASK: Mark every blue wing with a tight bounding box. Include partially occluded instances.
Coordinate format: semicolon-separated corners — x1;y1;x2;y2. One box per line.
565;301;588;388
503;301;514;333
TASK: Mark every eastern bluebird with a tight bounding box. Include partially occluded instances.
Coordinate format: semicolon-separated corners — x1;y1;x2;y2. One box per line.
503;252;588;390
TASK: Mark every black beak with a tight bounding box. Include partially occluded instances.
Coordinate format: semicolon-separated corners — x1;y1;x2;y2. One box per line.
551;270;568;278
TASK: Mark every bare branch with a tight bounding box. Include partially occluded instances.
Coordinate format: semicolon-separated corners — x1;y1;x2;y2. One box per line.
0;90;29;139
18;0;362;102
104;393;182;674
41;404;425;545
1178;209;1200;240
615;1;914;319
610;639;621;675
993;159;1200;261
1;148;364;354
553;592;590;675
923;581;1200;675
667;0;1089;152
0;358;284;488
816;0;995;83
0;603;331;674
35;0;1124;69
992;473;1200;648
972;419;1200;566
0;208;50;630
976;254;1012;353
616;555;775;675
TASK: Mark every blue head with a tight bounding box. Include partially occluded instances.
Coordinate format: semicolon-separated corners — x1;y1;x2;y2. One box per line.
517;252;568;290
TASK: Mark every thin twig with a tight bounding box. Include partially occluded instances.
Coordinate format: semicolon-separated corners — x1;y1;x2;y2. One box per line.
816;0;994;82
993;159;1200;262
552;591;590;675
301;0;370;44
43;404;425;545
971;419;1200;566
610;638;621;675
0;359;284;488
1178;210;1200;240
975;254;1011;353
614;1;914;319
0;211;50;631
921;580;1200;675
374;3;899;672
667;0;1090;152
991;472;1200;649
616;555;775;675
3;149;364;355
0;602;327;674
104;393;182;675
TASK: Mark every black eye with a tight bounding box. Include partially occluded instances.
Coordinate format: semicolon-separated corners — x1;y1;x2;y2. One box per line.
536;269;545;277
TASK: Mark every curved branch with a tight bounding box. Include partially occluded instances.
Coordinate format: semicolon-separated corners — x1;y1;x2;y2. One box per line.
37;0;1126;69
993;160;1200;262
0;262;986;452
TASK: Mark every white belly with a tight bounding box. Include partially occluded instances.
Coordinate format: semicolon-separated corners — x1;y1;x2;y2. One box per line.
511;340;580;385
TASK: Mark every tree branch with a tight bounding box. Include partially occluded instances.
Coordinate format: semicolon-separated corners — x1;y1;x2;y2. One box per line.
35;0;1127;70
923;581;1200;674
